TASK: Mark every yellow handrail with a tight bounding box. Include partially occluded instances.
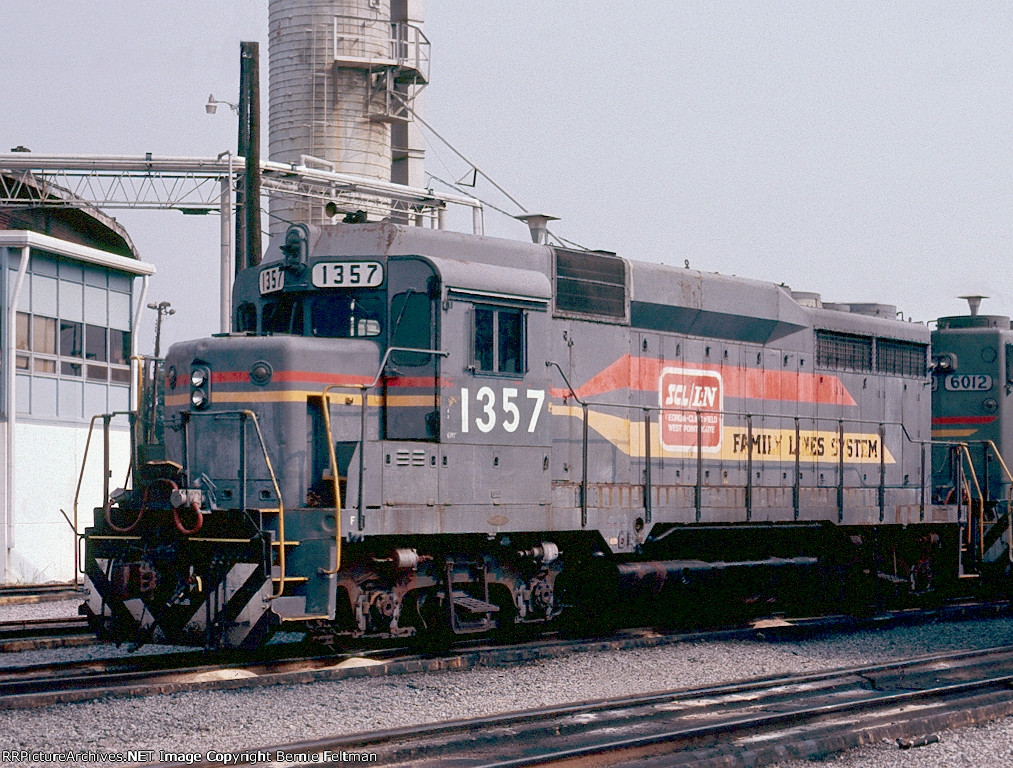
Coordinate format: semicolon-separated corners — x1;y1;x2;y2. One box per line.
982;441;1013;564
239;410;287;599
958;444;985;558
182;408;288;597
314;346;449;577
317;385;356;575
983;440;1013;487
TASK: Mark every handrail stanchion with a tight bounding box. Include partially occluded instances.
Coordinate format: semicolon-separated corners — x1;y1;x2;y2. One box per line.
695;410;703;522
180;412;190;486
358;391;368;532
919;440;926;522
947;443;985;571
318;387;345;575
793;417;801;521
960;445;985;563
71;415;103;578
878;422;886;523
102;414;112;527
238;412;248;515
581;402;589;527
837;419;845;523
983;443;992;513
240;411;286;599
745;414;753;521
643;408;652;525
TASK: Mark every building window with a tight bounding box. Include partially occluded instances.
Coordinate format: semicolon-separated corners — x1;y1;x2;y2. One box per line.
7;250;138;420
17;311;130;382
60;321;83;376
32;316;57;373
109;328;131;382
86;324;108;381
474;306;525;375
15;312;29;370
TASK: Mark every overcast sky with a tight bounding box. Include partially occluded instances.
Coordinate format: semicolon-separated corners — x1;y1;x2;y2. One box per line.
5;1;1012;349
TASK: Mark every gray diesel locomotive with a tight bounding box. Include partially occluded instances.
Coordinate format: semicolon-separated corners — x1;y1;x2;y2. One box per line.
82;222;1010;648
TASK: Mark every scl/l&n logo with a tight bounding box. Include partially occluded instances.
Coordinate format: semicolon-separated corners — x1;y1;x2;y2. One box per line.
659;368;723;452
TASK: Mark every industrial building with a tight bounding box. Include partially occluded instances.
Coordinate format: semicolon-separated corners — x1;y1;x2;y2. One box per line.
1;174;154;583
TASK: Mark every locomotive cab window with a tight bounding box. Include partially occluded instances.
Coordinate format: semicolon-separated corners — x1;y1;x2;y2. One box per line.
390;288;434;366
473;305;525;375
262;295;303;335
312;294;382;338
236;302;257;333
387;265;440;368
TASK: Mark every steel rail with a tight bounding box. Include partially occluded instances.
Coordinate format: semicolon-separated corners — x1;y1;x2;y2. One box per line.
1;602;1009;727
162;643;1013;768
0;616;92;652
0;616;87;637
0;584;83;604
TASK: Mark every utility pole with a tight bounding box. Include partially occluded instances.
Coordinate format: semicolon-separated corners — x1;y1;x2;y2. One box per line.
237;41;262;273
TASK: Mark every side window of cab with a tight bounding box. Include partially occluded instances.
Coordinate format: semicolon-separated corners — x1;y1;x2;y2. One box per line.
473;305;525;375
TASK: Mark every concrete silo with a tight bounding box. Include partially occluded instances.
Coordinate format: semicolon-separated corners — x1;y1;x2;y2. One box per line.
268;0;428;233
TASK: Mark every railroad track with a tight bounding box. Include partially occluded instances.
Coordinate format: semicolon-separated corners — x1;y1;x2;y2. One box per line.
155;643;1013;767
0;583;83;605
0;644;414;709
2;601;1010;711
0;616;93;652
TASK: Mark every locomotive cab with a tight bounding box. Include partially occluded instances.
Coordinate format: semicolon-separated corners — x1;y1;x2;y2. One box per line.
83;222;560;646
931;297;1013;577
932;299;1013;499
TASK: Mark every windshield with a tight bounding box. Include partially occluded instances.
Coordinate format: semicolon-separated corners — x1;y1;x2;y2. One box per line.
311;294;383;338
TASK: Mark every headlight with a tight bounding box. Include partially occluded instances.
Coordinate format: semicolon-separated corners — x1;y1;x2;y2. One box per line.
189;365;211;410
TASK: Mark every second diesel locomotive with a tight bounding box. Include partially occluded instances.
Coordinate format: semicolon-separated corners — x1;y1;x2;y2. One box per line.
81;221;1012;648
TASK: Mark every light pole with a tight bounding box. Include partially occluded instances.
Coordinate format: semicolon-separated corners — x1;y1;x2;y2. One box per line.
147;301;175;358
205;94;239;114
145;301;174;444
208;97;238;334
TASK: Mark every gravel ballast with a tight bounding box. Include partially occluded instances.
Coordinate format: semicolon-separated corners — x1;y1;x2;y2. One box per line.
0;597;81;622
2;607;1013;766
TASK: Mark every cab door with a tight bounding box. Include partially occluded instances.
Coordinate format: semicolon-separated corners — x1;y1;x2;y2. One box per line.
384;258;440;441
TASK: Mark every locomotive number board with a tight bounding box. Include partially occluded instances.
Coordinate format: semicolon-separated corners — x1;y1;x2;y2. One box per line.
944;373;993;391
259;266;284;294
312;261;384;288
